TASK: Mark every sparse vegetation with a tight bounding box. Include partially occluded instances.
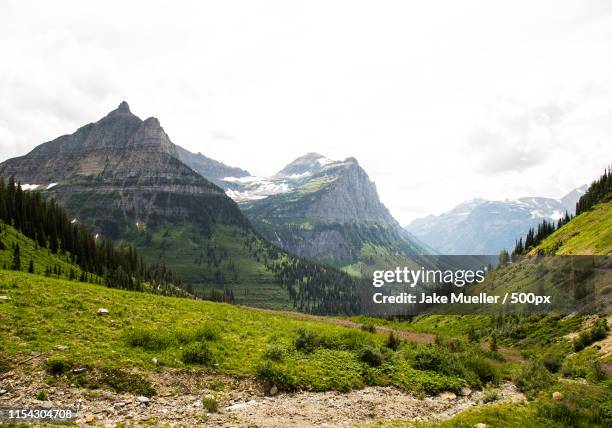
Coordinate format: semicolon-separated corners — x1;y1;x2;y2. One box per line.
202;395;219;413
182;342;214;366
573;317;609;352
513;360;555;399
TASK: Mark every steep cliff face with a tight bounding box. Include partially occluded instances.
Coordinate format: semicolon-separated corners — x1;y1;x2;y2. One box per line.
250;158;398;225
237;155;431;269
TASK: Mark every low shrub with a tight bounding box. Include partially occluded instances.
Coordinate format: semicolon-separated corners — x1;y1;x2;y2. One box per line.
385;332;401;351
45;357;70;375
182;342;213;365
513;360;555;399
573;318;609;352
361;324;376;333
263;343;288;362
101;368;156;397
480;387;500;403
125;328;173;350
541;351;564;373
412;346;444;371
562;348;608;382
294;329;320;353
410;345;498;388
463;356;500;385
0;354;12;373
359;346;385;366
255;360;296;390
535;382;611;427
193;324;221;342
202;395;218;413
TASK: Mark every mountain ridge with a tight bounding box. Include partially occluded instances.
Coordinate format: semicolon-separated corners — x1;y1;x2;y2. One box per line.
405;186;587;255
0;102;362;312
214;153;433;271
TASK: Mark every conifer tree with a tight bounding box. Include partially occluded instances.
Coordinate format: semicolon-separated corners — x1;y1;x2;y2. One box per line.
11;243;21;271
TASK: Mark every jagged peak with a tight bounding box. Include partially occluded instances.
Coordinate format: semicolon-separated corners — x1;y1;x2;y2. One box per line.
104;100;139;121
143;116;160;127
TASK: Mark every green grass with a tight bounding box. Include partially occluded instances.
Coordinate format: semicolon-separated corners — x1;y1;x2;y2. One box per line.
0;270;507;396
533;201;612;255
0;222;88;281
130;222;293;309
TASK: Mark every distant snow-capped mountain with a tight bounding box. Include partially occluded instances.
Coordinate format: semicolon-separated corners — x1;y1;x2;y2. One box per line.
202;152;434;269
405;186;587;255
219;153;335;202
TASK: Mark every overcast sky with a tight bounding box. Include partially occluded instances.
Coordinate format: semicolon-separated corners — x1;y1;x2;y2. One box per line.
1;1;611;224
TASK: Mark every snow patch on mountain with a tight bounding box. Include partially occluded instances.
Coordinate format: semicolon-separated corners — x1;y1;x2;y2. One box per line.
316;157;334;166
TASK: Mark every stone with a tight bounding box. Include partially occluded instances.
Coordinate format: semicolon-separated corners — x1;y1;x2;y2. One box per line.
55;345;69;350
72;367;87;374
439;392;456;400
137;396;150;405
552;391;563;401
151;357;158;365
474;424;487;428
97;308;109;315
0;296;10;301
269;385;278;396
84;415;96;423
114;402;126;408
459;387;472;396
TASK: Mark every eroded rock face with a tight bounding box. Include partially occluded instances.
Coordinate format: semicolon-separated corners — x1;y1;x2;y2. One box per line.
298;160;397;225
243;157;432;266
0;102;241;238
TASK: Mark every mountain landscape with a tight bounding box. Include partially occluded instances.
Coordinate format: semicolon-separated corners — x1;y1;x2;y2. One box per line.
0;102;360;313
405;187;587;255
187;152;435;275
0;168;609;426
0;101;610;427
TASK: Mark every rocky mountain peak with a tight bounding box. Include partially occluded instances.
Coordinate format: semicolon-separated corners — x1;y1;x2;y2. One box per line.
118;100;130;111
277;153;336;177
0;102;197;185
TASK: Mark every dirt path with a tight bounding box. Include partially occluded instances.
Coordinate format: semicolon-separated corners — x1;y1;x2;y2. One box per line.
0;365;524;427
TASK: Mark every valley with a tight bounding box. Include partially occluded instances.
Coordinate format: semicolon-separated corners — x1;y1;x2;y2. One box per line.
0;102;609;427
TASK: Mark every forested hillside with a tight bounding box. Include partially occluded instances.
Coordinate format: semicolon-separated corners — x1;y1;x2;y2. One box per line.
0;176;186;296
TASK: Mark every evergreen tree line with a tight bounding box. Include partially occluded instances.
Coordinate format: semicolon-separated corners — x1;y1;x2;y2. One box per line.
0;176;186;295
511;213;572;257
575;166;612;215
510;166;611;258
241;230;362;315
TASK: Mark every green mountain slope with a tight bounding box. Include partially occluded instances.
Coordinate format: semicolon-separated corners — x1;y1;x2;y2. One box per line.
0;222;87;280
531;201;612;255
466;193;612;315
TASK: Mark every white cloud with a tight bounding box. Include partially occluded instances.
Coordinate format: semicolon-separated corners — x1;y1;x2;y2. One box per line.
0;0;611;224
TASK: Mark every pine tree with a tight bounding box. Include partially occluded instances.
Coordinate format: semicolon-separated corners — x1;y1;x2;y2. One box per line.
11;243;21;271
498;249;510;266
